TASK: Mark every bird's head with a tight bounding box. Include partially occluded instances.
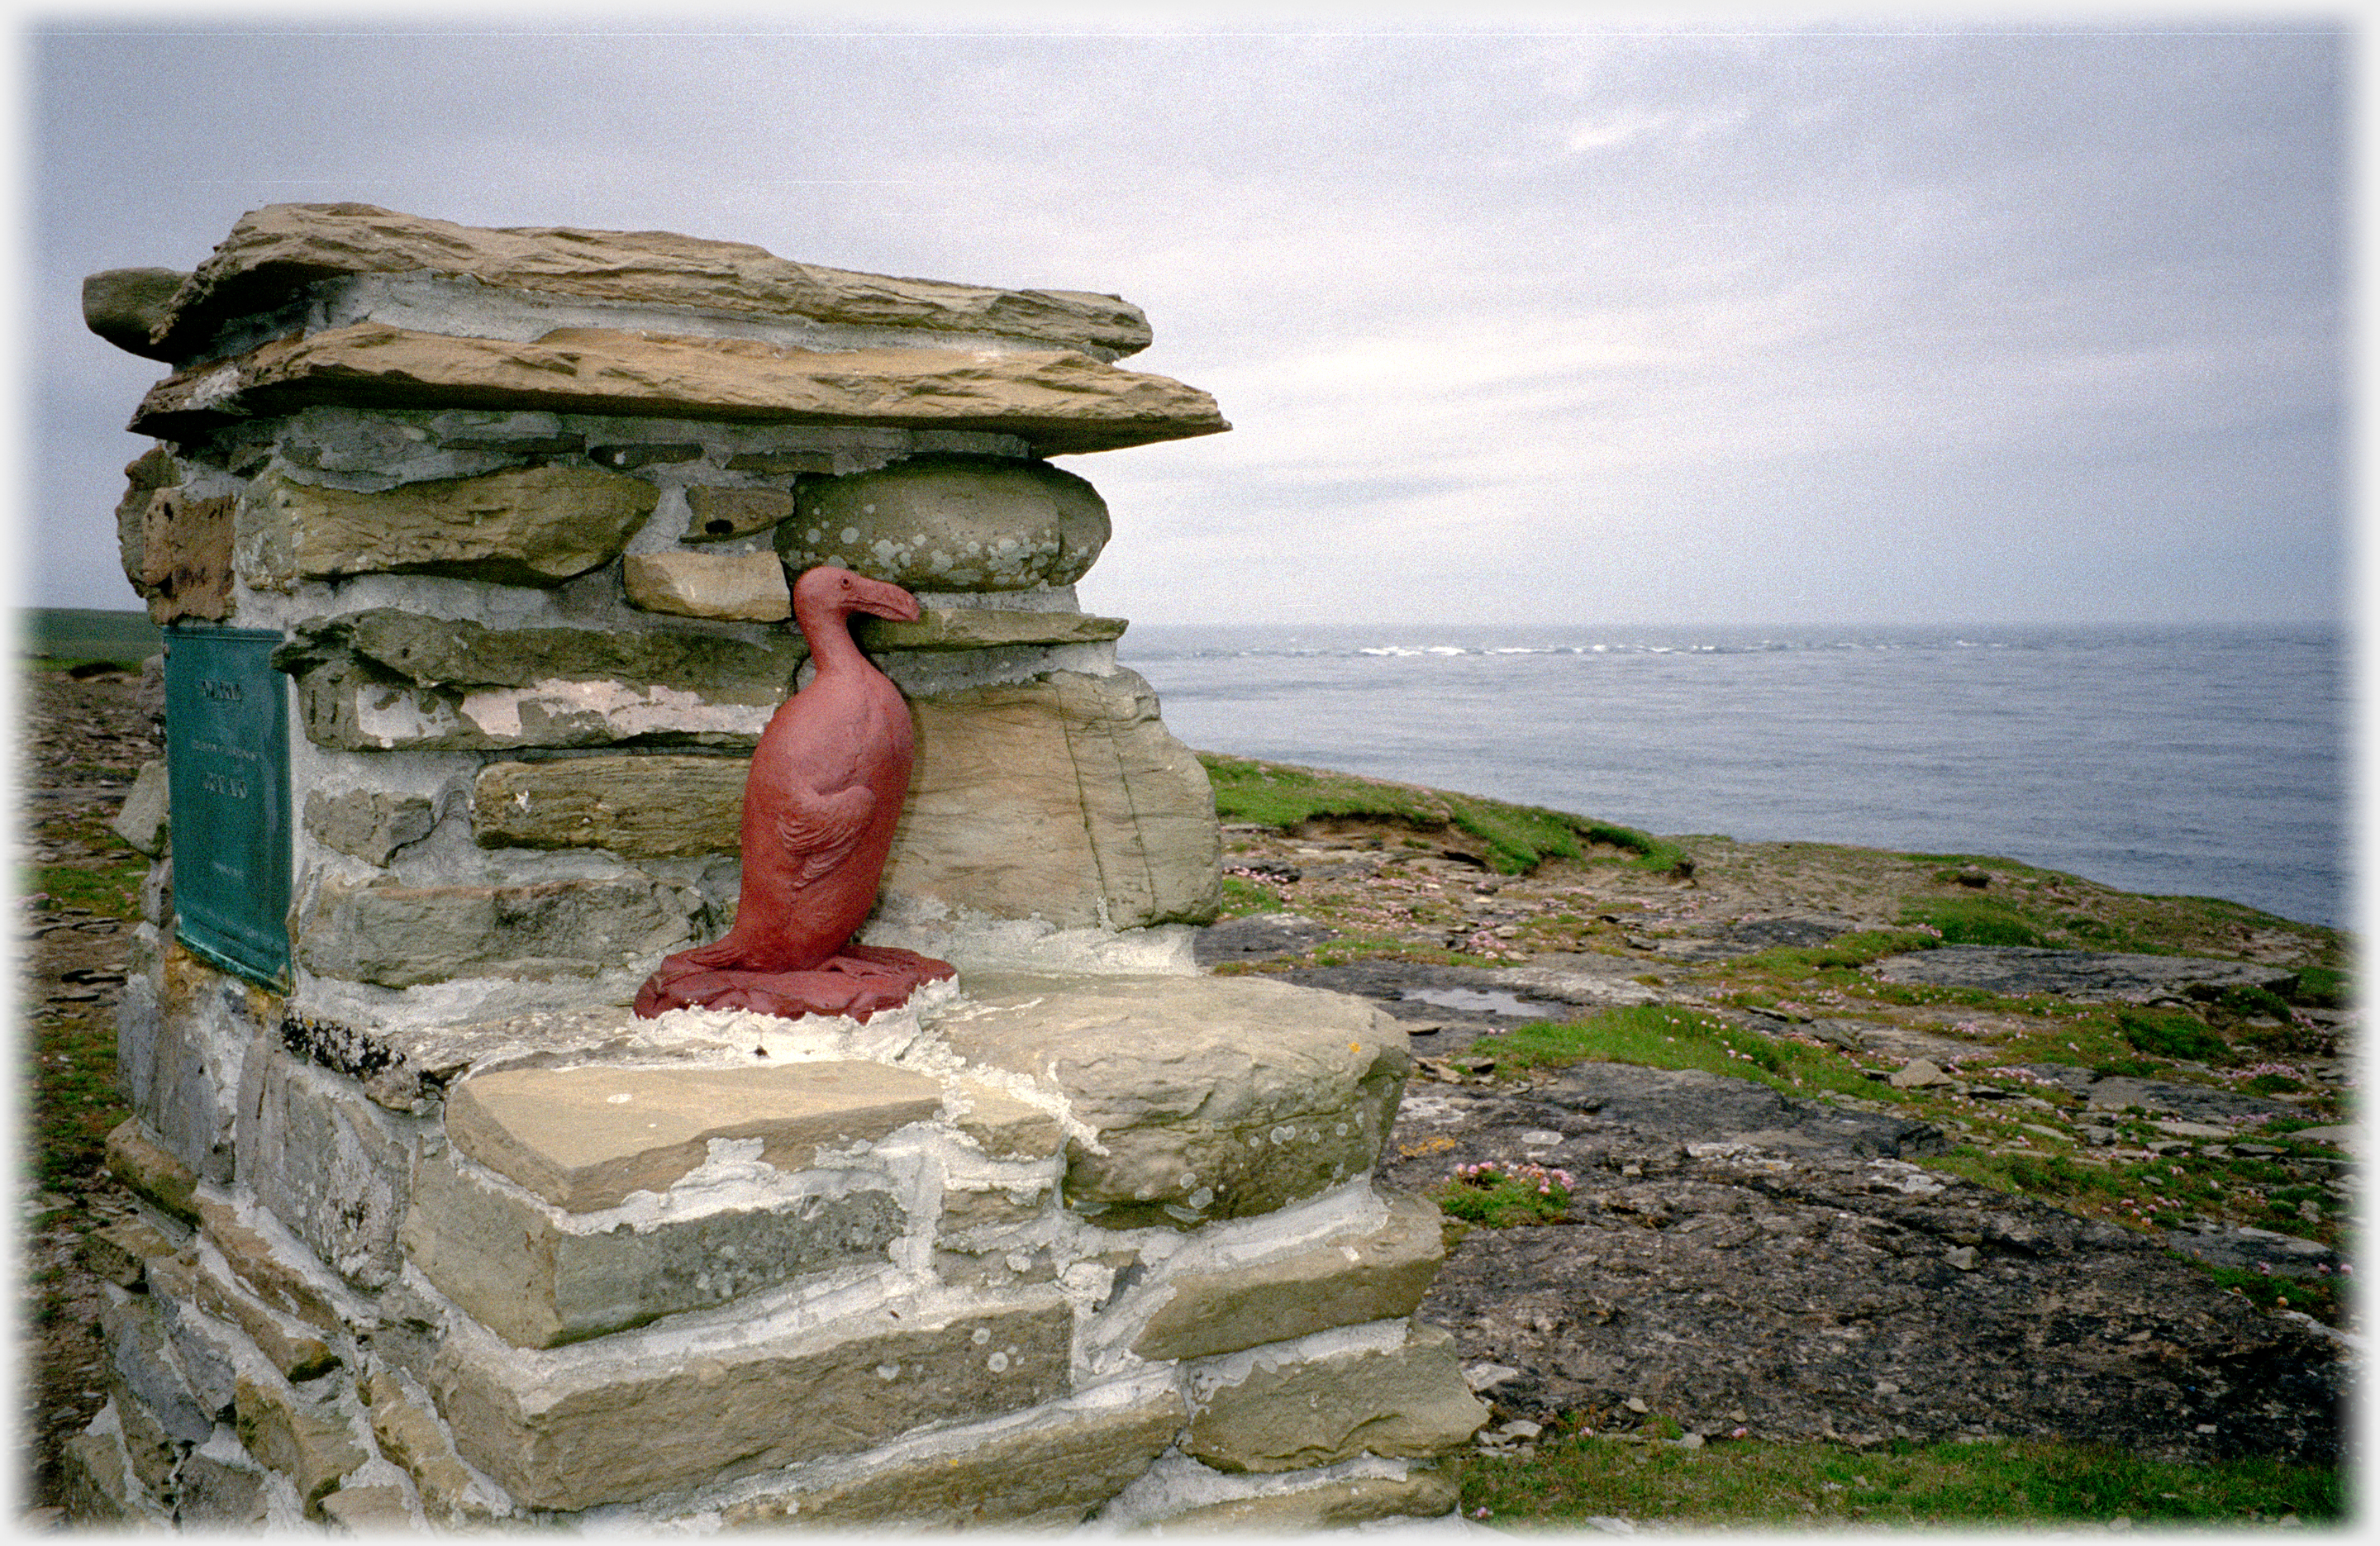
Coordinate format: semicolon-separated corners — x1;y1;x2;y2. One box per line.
794;564;921;624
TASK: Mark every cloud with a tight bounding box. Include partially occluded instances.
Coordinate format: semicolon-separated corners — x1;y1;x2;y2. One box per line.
24;18;2345;626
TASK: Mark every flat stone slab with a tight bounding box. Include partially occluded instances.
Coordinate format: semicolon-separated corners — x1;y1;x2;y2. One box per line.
140;202;1156;361
2006;1063;2292;1125
1538;1061;1949;1159
937;973;1409;1229
716;1384;1187;1529
445;1060;943;1211
1133;1190;1447;1361
431;1288;1074;1511
2163;1225;2343;1278
1870;947;2299;1002
132;322;1228;456
1185;1324;1488;1473
403;1147;906;1347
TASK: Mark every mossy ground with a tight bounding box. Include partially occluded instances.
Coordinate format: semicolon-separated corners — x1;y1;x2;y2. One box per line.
1459;1430;2342;1529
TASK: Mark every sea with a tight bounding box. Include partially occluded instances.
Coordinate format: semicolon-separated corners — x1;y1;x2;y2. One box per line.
1114;623;2353;931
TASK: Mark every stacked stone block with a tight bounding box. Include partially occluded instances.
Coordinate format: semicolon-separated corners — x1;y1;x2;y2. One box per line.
74;205;1483;1529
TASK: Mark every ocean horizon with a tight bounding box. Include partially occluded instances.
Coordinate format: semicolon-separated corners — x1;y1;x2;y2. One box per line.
1115;621;2350;930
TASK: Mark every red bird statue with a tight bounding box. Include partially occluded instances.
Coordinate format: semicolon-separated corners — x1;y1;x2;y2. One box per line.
634;565;954;1020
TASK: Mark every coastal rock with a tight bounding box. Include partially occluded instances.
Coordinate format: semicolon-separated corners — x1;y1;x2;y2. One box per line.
779;455;1110;591
245;464;658;587
142;202;1155;361
132;323;1229;456
621;549;792;621
1871;946;2300;1002
1379;1071;2344;1467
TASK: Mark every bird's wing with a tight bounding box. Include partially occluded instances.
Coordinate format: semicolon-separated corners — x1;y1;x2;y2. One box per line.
773;782;878;892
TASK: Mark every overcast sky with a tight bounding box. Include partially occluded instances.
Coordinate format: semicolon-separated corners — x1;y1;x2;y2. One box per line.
21;9;2348;627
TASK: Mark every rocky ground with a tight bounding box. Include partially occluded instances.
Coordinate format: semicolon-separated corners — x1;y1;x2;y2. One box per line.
19;662;159;1512
1202;813;2355;1471
16;665;2356;1515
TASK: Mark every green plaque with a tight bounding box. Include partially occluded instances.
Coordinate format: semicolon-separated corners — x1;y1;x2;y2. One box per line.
164;626;292;987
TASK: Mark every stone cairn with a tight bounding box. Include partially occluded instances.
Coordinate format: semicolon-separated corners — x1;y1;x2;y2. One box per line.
72;205;1487;1530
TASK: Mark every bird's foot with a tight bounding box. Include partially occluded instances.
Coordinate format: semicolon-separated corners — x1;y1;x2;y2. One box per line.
633;947;954;1021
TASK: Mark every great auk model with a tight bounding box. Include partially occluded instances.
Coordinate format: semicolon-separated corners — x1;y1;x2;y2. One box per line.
633;564;954;1020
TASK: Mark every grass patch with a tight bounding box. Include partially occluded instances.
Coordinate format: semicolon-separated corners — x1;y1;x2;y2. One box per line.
1214;874;1285;916
1474;1005;1883;1103
1461;1432;2341;1529
1198;754;1684;875
1899;894;2049;947
1431;1162;1573;1228
2116;1008;2233;1065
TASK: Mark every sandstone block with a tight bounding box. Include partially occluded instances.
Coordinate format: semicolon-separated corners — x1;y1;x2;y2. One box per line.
318;1484;415;1532
950;1078;1065;1160
82;265;188;359
110;1378;183;1494
780;455;1109;590
718;1387;1188;1528
622;549;790;621
1133;1190;1447;1361
105;1120;198;1225
112;445;178;597
234;1372;368;1514
274;609;807;752
60;1424;161;1525
298;875;697;988
99;1292;214;1443
403;1146;904;1346
83;1217;179;1290
137;487;234;625
1186;1325;1488;1473
431;1290;1073;1510
134;324;1228;457
196;1194;343;1333
855;606;1129;652
940;973;1409;1229
305;787;436;865
178;1248;340;1382
364;1368;501;1525
1150;1470;1460;1531
148;203;1154;360
472;754;746;858
590;440;702;469
235;1043;415;1287
727;450;839;474
247;464;656;587
684;483;795;542
885;668;1221;930
112;760;170;858
445;1059;943;1211
175;1448;273;1526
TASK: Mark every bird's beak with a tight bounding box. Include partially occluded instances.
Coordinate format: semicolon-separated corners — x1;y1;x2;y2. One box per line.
852;576;922;623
